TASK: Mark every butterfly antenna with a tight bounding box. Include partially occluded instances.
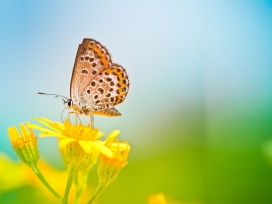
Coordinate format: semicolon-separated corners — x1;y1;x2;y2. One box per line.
38;92;69;100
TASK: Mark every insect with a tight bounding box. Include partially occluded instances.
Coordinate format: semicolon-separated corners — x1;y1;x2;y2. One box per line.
39;38;130;117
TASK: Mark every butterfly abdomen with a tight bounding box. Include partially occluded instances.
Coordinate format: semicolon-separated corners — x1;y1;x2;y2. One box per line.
93;108;121;116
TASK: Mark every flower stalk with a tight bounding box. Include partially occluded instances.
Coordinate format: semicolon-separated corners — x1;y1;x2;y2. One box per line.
87;183;107;204
62;141;87;204
74;148;100;203
32;165;63;201
62;164;78;204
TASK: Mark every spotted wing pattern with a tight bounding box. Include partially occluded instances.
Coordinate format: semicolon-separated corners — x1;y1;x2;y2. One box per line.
70;38;129;116
82;63;129;115
70;39;112;105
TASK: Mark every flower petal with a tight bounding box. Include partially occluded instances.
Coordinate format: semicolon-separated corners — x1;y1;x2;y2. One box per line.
28;124;64;138
78;140;92;154
32;118;63;133
52;122;65;132
105;130;120;146
39;132;67;138
108;130;120;139
37;117;53;123
59;138;76;148
97;131;105;138
110;142;130;151
28;124;57;133
88;141;113;158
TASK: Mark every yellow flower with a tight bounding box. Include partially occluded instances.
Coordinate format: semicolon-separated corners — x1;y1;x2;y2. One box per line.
98;130;130;185
28;118;113;163
148;193;197;204
148;193;168;204
7;122;39;167
87;130;131;204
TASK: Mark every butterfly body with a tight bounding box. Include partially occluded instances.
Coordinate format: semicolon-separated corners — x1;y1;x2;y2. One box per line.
66;100;121;116
66;38;129;117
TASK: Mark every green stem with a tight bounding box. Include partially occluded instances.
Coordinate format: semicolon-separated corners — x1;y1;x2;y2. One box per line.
75;191;82;204
86;183;107;204
32;165;62;201
75;183;84;204
63;165;77;204
75;173;88;204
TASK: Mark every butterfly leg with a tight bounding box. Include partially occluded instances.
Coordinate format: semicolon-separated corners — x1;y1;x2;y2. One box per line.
76;114;82;124
88;114;94;129
67;112;82;124
67;112;74;122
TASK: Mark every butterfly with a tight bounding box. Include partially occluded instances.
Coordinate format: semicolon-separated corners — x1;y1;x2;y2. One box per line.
39;38;129;117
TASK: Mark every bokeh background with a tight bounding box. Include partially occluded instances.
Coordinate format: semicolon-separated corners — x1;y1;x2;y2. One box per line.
1;1;272;204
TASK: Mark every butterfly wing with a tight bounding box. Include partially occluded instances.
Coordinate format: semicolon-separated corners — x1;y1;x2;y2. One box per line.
70;38;112;105
82;63;130;116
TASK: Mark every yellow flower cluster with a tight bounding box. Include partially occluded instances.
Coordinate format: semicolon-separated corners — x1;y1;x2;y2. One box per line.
7;117;131;204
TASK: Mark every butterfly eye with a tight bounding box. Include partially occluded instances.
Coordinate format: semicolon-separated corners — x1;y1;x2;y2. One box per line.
67;100;72;107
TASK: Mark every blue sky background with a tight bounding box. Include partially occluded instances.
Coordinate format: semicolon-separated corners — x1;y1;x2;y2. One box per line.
0;1;272;203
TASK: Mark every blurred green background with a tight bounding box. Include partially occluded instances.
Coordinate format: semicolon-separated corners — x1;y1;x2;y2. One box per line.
1;1;272;203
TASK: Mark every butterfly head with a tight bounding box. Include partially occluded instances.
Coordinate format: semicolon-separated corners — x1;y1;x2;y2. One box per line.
63;98;73;109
